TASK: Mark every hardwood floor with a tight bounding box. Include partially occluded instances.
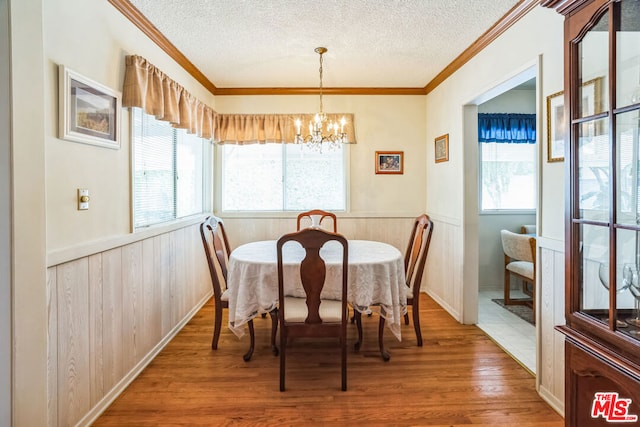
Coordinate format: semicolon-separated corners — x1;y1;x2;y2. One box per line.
93;294;564;426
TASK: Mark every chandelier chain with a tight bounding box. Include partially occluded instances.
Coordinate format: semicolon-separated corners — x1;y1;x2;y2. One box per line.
293;46;348;152
318;51;324;114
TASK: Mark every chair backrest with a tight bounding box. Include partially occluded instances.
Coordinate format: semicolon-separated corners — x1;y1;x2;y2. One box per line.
521;224;537;235
200;215;232;299
296;209;337;233
501;229;535;264
277;228;348;325
404;214;434;295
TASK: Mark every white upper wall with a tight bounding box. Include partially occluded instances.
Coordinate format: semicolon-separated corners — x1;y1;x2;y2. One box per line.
42;0;427;251
479;88;536;114
215;95;427;216
43;0;216;251
425;5;565;241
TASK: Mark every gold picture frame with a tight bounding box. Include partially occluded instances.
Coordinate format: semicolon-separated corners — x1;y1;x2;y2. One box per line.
375;151;403;174
546;77;603;163
435;134;449;163
546;90;565;162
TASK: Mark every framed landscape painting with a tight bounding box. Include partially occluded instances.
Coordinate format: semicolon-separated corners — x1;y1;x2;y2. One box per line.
58;65;121;149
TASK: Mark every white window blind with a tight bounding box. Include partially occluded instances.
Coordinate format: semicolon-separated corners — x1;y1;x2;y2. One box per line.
480;142;536;211
222;143;346;211
132;108;204;228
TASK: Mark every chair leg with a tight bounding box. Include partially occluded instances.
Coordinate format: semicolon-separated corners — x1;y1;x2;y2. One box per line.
341;336;347;391
242;319;255;362
378;317;390;361
411;302;423;347
504;268;512;305
404;297;411;325
269;308;279;356
353;311;362;351
212;303;223;350
279;328;286;392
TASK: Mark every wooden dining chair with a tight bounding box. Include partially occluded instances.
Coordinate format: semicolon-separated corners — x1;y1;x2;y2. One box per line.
401;214;434;347
296;209;337;232
200;215;255;361
276;228;349;391
360;214;433;352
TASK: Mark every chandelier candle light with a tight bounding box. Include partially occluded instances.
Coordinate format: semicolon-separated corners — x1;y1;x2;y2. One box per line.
294;47;348;151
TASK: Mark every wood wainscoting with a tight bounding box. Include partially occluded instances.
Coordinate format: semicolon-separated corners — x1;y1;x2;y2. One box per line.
46;222;211;427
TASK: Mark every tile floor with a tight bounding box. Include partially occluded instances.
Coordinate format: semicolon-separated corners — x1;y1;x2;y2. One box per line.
477;289;536;374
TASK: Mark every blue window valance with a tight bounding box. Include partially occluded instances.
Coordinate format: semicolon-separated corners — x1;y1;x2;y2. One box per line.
478;113;536;144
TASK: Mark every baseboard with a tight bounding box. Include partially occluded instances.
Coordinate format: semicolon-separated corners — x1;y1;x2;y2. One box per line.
425;290;461;322
538;384;565;418
75;291;213;427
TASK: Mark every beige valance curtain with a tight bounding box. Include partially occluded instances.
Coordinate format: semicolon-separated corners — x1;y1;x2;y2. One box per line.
122;55;356;144
123;55;217;139
214;113;356;145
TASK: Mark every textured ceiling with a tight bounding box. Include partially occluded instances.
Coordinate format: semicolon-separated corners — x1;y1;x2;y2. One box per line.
128;0;522;88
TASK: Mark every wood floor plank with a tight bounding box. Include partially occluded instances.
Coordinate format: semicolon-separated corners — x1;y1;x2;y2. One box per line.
93;294;564;426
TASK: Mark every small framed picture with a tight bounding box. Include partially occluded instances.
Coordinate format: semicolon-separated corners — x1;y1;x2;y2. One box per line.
375;151;403;174
58;65;121;149
546;90;565;162
435;134;449;163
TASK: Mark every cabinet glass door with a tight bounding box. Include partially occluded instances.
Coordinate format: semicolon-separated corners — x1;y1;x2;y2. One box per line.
575;9;612;326
574;0;640;340
614;0;640;339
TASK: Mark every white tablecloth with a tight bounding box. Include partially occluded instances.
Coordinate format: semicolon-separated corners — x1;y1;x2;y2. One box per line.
227;239;407;340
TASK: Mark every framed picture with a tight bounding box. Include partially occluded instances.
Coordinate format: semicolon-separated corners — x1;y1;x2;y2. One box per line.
434;134;449;163
375;151;403;174
546;90;565;162
58;65;121;149
546;77;603;162
581;77;603;116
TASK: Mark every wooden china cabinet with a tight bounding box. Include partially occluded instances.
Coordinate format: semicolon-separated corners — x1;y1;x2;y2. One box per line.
542;0;640;427
543;0;640;425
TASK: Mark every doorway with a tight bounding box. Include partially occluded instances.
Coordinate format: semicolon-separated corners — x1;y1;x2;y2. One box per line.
462;63;539;374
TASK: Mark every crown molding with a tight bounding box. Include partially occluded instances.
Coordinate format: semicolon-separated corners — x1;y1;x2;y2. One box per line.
424;0;540;94
107;0;217;93
213;87;427;96
110;0;538;97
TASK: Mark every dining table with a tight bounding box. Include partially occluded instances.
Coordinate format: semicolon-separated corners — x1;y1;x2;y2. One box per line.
226;238;407;359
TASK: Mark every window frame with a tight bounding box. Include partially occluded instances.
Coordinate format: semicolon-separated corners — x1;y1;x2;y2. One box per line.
215;143;350;216
478;140;537;214
130;107;211;230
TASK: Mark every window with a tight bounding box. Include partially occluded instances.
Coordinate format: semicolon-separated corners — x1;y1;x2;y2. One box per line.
222;143;346;211
478;113;536;211
480;142;536;210
132;107;205;228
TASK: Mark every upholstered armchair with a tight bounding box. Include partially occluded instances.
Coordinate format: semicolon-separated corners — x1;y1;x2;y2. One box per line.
500;230;536;321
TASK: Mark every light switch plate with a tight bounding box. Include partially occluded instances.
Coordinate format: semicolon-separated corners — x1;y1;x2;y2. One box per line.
78;188;89;210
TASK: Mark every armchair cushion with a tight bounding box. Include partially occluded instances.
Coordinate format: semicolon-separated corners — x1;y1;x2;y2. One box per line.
506;260;534;281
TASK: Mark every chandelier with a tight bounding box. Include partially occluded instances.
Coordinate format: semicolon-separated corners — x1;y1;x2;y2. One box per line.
294;47;348;151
